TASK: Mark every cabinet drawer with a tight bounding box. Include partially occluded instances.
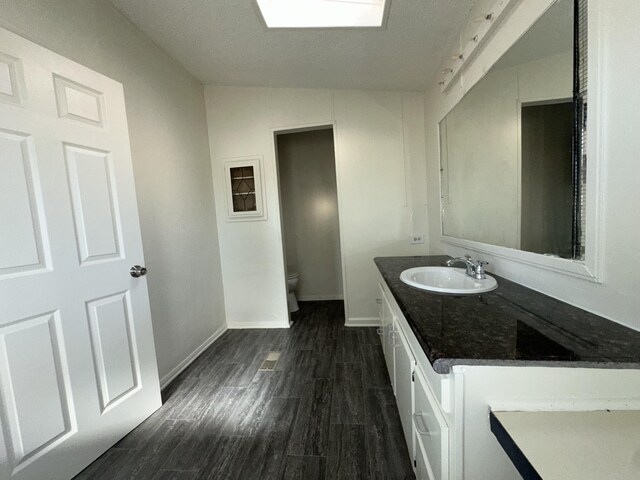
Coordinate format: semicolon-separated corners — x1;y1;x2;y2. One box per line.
414;368;449;480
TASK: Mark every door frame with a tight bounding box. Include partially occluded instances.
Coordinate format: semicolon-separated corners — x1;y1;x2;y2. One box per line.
271;121;349;324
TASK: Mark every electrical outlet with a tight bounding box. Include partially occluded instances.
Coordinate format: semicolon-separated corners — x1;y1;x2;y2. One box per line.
410;234;425;245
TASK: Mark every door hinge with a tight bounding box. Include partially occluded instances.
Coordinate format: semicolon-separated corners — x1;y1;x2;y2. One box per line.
412;371;415;382
414;459;417;468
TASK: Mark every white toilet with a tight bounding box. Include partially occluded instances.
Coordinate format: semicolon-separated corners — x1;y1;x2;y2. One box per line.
287;271;300;312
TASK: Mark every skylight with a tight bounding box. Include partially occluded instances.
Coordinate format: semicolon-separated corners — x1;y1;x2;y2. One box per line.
256;0;388;29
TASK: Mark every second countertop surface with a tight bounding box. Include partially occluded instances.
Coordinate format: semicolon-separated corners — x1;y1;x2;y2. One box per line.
490;410;640;479
375;255;640;374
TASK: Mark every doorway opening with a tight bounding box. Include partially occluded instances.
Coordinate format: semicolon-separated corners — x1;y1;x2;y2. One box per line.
520;99;574;258
274;126;345;323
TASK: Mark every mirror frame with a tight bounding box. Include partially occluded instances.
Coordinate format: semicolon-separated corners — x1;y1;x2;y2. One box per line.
437;0;604;282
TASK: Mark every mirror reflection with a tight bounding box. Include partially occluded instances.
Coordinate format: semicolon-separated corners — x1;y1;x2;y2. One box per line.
440;0;585;260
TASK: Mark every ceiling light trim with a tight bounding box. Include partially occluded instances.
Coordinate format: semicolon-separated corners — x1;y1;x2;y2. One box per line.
255;0;390;29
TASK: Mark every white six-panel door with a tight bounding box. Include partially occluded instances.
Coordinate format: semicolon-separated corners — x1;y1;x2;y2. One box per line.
0;27;161;480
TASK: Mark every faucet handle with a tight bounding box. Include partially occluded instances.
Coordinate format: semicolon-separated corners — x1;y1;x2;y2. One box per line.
475;261;489;278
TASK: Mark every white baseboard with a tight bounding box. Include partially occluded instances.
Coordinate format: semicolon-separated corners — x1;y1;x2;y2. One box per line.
345;317;381;327
159;325;227;390
226;321;290;329
297;294;344;301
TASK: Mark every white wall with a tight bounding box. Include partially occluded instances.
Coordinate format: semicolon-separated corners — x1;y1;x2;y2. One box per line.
441;50;572;249
205;87;428;327
0;0;227;381
277;129;343;301
424;0;640;331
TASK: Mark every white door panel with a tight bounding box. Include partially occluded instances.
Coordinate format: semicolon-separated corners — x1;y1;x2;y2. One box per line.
0;58;14;96
0;27;161;480
53;74;105;128
0;129;49;276
0;51;24;106
64;144;124;264
86;291;141;412
0;312;76;469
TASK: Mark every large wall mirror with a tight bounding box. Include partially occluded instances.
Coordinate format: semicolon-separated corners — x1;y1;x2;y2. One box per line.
439;0;587;261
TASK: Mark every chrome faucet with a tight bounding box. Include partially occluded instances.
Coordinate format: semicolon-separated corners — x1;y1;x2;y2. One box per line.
446;255;489;280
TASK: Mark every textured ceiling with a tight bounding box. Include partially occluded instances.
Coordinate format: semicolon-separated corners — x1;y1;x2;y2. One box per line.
108;0;478;91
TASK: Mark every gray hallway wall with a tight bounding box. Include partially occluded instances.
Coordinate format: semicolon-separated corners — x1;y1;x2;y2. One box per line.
277;129;343;300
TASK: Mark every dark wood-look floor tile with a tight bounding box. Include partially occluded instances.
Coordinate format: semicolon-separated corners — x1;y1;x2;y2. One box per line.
203;359;242;383
73;447;133;479
161;372;197;403
159;387;246;472
360;326;382;345
314;317;339;347
282;455;327;480
287;378;332;456
335;329;364;363
365;388;415;480
160;374;204;414
232;330;268;360
152;470;198;480
330;362;366;425
326;424;369;480
159;428;218;473
194;436;247;480
222;371;281;436
74;301;413;480
275;346;316;378
224;349;269;386
290;324;320;350
202;385;248;430
118;420;191;480
260;327;292;351
363;344;390;388
273;349;316;398
164;364;237;421
274;347;304;372
237;397;300;480
311;344;335;379
203;330;247;363
113;409;165;450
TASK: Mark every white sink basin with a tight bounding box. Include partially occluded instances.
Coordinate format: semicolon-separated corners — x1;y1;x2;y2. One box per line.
400;267;498;295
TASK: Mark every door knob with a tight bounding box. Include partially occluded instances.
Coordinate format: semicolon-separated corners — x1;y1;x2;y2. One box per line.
130;265;147;278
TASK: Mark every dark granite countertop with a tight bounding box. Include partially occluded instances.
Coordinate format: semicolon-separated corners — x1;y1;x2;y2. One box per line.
375;255;640;374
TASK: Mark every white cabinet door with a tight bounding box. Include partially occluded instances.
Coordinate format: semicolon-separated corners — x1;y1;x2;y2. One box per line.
377;283;386;357
394;323;416;456
380;287;395;391
0;27;161;480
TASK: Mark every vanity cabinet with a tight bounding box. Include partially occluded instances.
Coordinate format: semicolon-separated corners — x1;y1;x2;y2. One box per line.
377;270;640;480
379;285;448;480
375;255;640;479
